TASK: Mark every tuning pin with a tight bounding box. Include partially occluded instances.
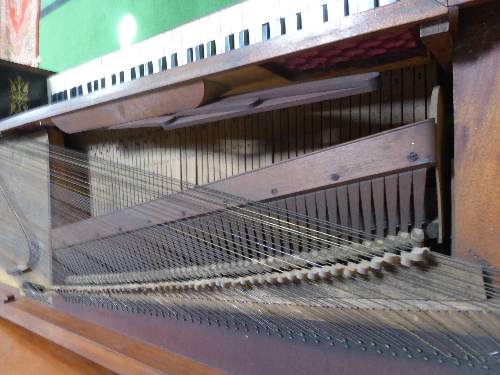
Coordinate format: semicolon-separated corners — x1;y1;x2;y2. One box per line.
400;252;412;267
370;256;385;270
397;232;411;247
383;252;400;264
410;247;430;262
411;228;425;247
344;263;358;277
357;260;371;275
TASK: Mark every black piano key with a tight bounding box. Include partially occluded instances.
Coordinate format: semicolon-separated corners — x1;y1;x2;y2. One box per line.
146;61;153;75
345;0;350;16
57;92;63;102
63;90;68;100
171;53;178;68
195;44;204;61
321;4;328;22
159;56;168;71
138;64;145;77
239;30;249;48
87;82;93;93
94;80;99;91
52;94;58;103
225;34;235;52
119;71;125;83
276;18;286;36
187;48;194;64
296;12;303;31
206;41;216;57
131;67;137;80
112;74;117;86
78;85;83;96
70;87;77;98
100;78;105;89
262;23;270;41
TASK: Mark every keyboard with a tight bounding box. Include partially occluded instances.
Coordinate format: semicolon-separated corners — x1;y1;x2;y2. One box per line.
47;0;397;104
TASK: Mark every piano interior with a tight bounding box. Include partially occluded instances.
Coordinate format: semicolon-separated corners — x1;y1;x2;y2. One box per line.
0;0;499;374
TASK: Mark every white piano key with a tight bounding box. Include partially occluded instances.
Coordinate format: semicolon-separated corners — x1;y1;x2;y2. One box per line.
219;7;232;53
348;0;359;15
198;14;211;58
150;34;164;74
171;24;184;66
162;30;173;70
325;0;345;20
242;0;257;46
357;0;375;12
230;4;244;48
303;0;325;31
267;0;281;39
141;37;155;76
379;0;397;6
252;0;269;42
208;10;222;56
283;0;303;34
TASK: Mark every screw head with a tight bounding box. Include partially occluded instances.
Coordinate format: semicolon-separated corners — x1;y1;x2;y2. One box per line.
271;188;278;195
407;152;419;162
331;173;340;181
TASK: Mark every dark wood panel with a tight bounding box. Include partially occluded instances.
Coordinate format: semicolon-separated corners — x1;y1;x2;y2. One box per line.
453;1;500;267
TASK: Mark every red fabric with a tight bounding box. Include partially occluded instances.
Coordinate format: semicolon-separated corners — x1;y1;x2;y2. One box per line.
0;0;39;66
276;27;425;73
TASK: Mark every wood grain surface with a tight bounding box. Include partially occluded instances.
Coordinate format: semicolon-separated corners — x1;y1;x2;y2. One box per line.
453;1;500;267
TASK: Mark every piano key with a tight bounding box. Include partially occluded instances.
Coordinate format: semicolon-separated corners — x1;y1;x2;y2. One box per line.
225;34;235;52
267;0;281;39
174;24;186;66
283;0;303;34
206;40;217;57
242;0;257;46
46;0;398;103
219;7;233;54
146;61;153;75
187;48;194;64
171;53;178;68
195;45;205;61
111;74;117;86
379;0;397;6
119;71;125;84
308;0;327;29
230;3;244;47
357;0;376;13
158;56;168;72
239;29;250;48
325;0;346;21
208;10;221;56
262;23;270;41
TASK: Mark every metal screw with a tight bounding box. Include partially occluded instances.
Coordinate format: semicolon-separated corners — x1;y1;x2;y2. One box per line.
407;152;419;162
271;188;278;195
331;173;340;181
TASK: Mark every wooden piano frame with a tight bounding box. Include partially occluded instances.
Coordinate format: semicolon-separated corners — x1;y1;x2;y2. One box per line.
0;0;499;374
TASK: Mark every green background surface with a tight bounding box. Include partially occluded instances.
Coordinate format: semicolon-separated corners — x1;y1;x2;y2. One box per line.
39;0;241;72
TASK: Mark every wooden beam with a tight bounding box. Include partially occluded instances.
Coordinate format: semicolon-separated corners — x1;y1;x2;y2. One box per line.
420;18;454;73
51;119;436;250
0;295;227;375
0;0;447;133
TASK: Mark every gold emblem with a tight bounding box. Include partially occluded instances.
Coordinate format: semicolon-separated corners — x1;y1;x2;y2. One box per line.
8;75;30;115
